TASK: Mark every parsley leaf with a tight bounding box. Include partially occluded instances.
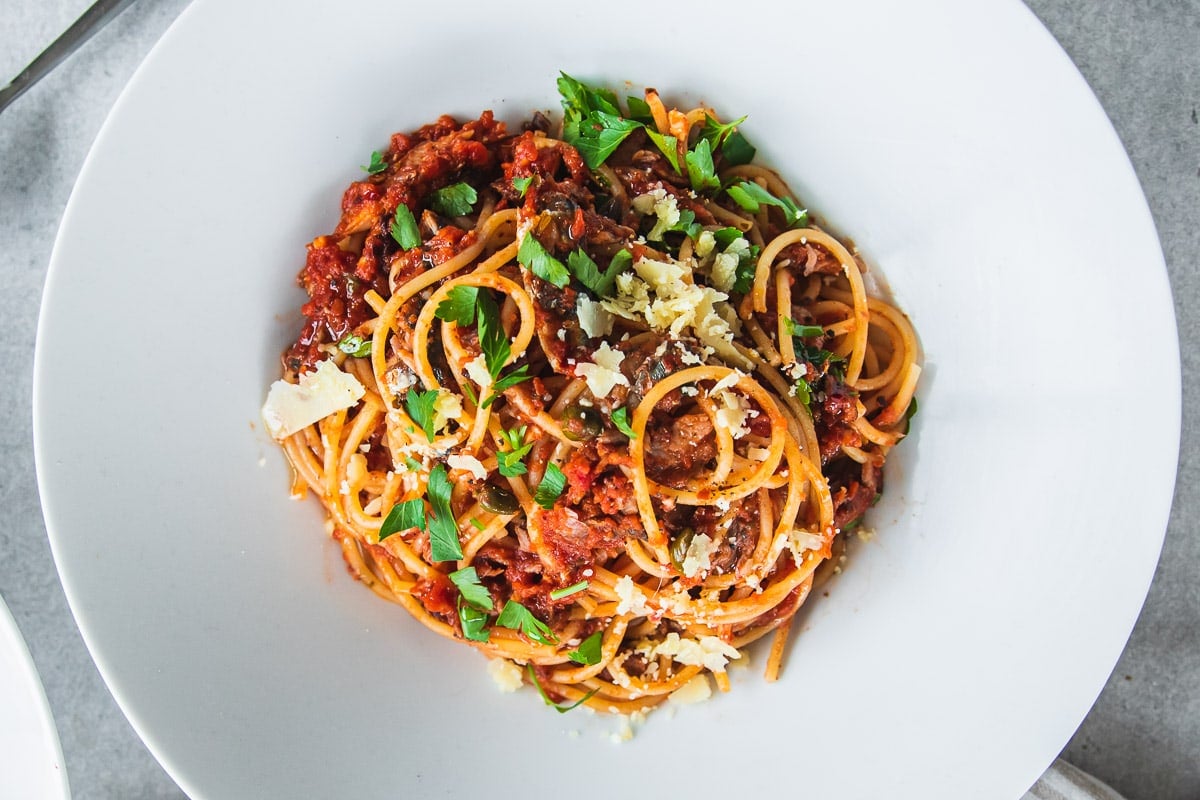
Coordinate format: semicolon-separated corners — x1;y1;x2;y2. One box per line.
378;498;426;541
567;111;642;169
699;114;756;165
625;95;655;125
785;319;825;338
512;176;533;197
721;129;757;166
404;388;440;443
497;426;534;477
557;72;621;120
483;365;532;409
390;204;421;250
425;464;463;562
517;231;570;288
550;581;588;601
567;631;603;665
726;181;807;227
533;463;567;510
429;182;478;217
458;601;490;642
566;248;632;298
496;600;557;645
448;566;494;611
610;407;637;439
336;334;372;358
685;138;720;192
526;664;598;712
476;290;511;379
667;209;702;240
404;457;423;472
793;375;813;412
434;285;479;327
361;150;387;174
644;129;681;173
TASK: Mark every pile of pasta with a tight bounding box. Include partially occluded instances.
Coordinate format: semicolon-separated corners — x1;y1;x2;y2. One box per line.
265;76;920;714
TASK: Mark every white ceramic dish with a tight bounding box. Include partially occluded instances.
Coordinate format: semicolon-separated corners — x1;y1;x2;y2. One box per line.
0;597;70;800
34;1;1179;798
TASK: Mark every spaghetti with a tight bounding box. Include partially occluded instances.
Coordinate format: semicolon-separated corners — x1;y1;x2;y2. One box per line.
264;75;921;714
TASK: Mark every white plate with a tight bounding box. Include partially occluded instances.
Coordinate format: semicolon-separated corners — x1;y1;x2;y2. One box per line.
34;1;1179;798
0;597;70;800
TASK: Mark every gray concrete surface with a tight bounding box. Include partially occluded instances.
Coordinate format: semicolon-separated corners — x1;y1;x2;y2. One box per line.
0;1;1195;798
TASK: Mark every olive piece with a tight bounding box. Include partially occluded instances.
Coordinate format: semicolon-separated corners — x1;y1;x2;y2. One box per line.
561;404;603;441
669;527;697;573
480;484;519;515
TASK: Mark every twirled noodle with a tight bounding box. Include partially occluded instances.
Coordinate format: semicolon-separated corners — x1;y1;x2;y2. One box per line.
264;77;921;715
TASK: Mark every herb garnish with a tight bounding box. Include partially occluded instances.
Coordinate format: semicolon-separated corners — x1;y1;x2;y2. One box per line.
726;181;807;227
378;498;425;541
496;426;534;477
336;334;372;358
390;204;421;250
425;465;463;562
610;407;637;439
361;150;387;174
533;463;567;509
404;388;440;443
496;600;557;645
429;182;478;217
549;581;589;601
567;631;603;665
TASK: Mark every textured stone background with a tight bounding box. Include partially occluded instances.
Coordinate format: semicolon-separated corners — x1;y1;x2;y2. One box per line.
1;1;1195;797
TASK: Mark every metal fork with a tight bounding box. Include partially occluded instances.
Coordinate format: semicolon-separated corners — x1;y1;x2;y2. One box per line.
0;0;138;114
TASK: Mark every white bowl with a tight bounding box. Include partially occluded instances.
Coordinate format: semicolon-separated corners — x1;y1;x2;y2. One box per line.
34;1;1179;797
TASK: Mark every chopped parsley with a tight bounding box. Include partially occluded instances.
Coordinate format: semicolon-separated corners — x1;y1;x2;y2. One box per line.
361;150;387;174
448;566;494;612
475;290;511;378
567;248;632;298
429;182;478;217
483;365;532;408
390;204;421;250
785;319;825;338
404;388;440;443
685;138;720;191
512;175;533;197
496;426;534;478
625;95;655;125
336;334;372;358
699;114;756;166
458;602;490;642
549;580;589;601
517;230;570;288
610;407;637;439
567;631;603;665
496;600;557;645
425;465;463;562
435;285;480;327
726;181;807;227
644;129;681;173
533;463;567;510
378;498;425;541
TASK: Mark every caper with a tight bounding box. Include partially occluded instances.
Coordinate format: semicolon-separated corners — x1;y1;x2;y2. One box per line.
561;403;602;441
669;527;696;573
480;484;519;515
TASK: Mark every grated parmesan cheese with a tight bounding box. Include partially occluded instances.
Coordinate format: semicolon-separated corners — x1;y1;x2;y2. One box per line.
447;454;488;481
649;632;741;672
575;341;629;399
262;359;366;440
464;354;492;389
487;658;524;692
631;187;679;241
614;575;650;616
680;533;716;578
668;674;713;706
432;389;463;432
576;294;615;339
